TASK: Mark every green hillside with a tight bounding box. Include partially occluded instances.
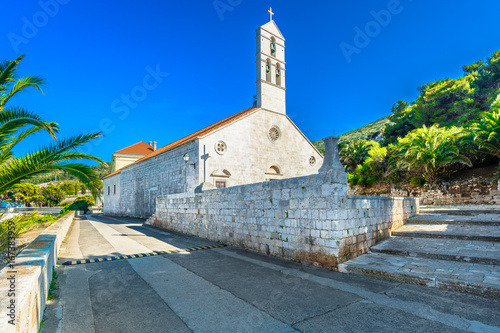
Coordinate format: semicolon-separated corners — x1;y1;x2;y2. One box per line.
313;50;499;152
312;116;390;153
25;163;111;185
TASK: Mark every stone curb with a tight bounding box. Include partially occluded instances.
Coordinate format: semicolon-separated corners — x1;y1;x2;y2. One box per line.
391;230;500;242
408;219;500;226
370;247;500;265
420;209;500;215
0;212;75;333
338;264;500;298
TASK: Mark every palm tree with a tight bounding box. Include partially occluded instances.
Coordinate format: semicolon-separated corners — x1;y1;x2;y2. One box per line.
389;124;471;184
0;55;105;197
340;140;373;172
468;94;500;159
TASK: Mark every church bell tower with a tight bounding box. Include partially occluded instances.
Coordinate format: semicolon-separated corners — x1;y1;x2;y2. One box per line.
256;8;286;115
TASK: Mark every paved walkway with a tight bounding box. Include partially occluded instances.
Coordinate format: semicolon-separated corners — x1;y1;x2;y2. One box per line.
41;214;500;332
339;207;500;298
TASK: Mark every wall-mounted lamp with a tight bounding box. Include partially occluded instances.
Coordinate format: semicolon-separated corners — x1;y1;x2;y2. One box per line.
183;154;196;169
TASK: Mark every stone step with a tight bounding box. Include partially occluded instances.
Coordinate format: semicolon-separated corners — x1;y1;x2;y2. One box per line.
371;237;500;265
410;214;500;226
338;252;500;297
392;224;500;242
419;208;500;216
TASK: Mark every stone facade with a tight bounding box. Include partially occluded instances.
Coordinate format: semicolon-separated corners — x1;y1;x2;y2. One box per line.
198;109;323;187
104;141;199;217
149;137;418;269
104;111;323;217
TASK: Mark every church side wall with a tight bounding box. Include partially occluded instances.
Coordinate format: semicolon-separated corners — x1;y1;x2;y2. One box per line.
150;172;417;270
111;140;199;217
198;110;323;188
103;173;121;215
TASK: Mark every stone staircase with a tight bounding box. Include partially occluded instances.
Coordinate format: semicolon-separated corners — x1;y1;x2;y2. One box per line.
338;207;500;297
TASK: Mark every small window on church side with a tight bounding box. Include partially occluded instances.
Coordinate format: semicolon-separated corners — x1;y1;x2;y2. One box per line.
266;60;271;82
216;181;226;188
267;166;281;174
107;186;110;195
114;185;116;194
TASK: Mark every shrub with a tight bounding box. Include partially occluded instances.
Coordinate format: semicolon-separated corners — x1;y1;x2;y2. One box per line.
408;176;426;186
59;195;95;215
348;165;378;187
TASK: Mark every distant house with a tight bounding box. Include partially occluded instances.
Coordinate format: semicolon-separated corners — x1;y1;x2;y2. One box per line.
109;141;155;173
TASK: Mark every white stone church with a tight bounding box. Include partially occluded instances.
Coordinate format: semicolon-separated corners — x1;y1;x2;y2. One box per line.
103;11;324;217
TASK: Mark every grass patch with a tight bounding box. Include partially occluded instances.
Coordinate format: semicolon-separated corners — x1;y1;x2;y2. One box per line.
0;213;59;251
47;270;58;300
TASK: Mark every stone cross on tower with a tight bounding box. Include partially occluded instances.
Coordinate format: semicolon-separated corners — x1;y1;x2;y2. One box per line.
268;7;274;21
201;145;210;183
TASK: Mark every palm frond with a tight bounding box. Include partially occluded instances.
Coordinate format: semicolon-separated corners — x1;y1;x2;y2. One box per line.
0;106;58;140
0;76;45;108
31;133;104;164
0;55;24;97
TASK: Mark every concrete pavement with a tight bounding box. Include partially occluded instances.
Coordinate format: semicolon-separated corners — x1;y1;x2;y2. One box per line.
41;214;500;332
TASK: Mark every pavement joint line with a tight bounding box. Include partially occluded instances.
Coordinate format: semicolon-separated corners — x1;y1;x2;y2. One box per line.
215;248;500;332
61;244;227;265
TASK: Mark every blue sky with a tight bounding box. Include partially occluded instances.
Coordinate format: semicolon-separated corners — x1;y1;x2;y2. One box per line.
3;0;500;162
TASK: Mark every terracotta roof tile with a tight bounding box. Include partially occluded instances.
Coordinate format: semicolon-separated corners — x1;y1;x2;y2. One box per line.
114;141;154;155
103;169;120;179
123;106;259;171
132;106;259;165
103;107;260;179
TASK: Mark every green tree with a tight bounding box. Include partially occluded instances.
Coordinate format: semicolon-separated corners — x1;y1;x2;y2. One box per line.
10;183;39;197
31;194;46;207
468;94;500;160
60;181;79;195
463;60;486;76
0;55;106;197
472;51;500;112
389;125;471;184
340;140;373;172
383;101;416;145
60;194;95;214
40;185;66;206
79;183;87;194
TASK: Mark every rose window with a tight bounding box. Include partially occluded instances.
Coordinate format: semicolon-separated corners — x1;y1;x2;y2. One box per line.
215;141;227;155
268;126;281;143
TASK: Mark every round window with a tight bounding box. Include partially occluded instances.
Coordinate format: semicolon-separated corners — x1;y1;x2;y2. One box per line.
215;141;227;155
309;156;316;166
268;126;281;143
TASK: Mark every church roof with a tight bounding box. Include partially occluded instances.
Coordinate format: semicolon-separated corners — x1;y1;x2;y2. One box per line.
114;141;154;155
258;21;285;40
103;106;260;179
105;169;121;178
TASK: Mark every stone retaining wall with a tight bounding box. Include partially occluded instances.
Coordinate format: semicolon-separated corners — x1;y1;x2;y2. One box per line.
350;176;500;206
0;212;75;333
150;171;417;269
